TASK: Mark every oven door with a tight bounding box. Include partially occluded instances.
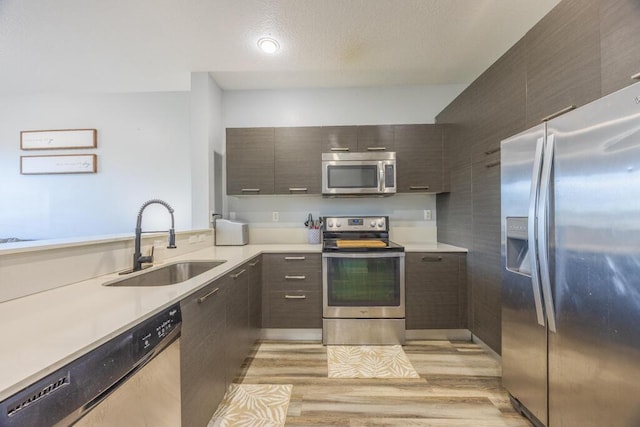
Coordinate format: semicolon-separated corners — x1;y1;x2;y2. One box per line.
322;252;405;318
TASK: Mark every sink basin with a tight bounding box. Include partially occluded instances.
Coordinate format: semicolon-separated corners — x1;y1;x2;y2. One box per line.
104;260;226;287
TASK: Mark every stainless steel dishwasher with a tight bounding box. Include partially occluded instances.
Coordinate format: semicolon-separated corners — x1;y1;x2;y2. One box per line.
0;304;181;427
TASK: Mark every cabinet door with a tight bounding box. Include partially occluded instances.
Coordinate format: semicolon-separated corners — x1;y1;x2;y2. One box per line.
248;256;262;343
225;265;250;384
274;127;323;194
600;0;640;95
394;124;443;193
525;0;601;127
405;253;467;329
357;125;395;152
323;126;358;153
226;128;275;195
180;280;228;427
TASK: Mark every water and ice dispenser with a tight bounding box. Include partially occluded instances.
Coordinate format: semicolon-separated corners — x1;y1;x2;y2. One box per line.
505;217;532;276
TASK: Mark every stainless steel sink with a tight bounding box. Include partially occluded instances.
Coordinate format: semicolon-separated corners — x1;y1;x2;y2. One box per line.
103;260;226;287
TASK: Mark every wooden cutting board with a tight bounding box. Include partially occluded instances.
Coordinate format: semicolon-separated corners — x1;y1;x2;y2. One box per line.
336;240;387;248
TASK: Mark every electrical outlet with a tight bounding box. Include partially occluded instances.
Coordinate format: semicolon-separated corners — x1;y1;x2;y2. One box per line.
272;211;279;222
424;209;432;221
229;211;236;220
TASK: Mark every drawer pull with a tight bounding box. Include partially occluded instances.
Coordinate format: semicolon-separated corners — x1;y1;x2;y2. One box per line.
284;256;306;260
484;147;500;155
631;72;640;80
284;295;307;299
541;105;575;122
330;147;350;152
421;256;443;262
197;287;220;304
285;275;306;280
485;160;501;169
409;185;430;191
241;188;260;193
231;269;246;279
289;187;308;192
367;147;386;151
249;260;261;267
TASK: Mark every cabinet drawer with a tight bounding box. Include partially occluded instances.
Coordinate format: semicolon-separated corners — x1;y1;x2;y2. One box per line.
263;253;322;291
263;290;322;328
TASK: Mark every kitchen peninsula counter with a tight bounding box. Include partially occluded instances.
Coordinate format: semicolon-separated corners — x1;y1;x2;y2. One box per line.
0;241;465;402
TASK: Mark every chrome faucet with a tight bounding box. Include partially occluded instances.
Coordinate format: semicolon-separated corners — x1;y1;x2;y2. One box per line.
132;199;177;272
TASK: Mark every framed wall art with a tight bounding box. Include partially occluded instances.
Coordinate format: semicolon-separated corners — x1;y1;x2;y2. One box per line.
20;129;97;150
20;154;97;175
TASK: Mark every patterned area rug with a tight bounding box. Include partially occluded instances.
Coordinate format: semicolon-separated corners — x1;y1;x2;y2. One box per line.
208;384;292;427
327;345;420;378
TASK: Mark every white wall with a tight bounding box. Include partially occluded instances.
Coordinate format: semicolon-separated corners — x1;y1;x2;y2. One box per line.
0;92;191;240
221;84;465;243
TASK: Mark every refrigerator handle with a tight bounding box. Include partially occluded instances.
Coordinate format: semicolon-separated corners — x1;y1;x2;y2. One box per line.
528;136;546;327
537;133;558;333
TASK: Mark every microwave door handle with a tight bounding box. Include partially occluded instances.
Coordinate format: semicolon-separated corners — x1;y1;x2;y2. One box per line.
379;164;384;192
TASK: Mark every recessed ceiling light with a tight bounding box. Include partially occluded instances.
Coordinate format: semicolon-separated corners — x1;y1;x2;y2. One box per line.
257;37;280;54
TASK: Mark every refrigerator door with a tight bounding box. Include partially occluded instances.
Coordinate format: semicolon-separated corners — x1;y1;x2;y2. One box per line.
501;123;547;426
547;82;640;426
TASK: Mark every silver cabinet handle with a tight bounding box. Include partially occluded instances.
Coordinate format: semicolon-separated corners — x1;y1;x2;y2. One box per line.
485;160;501;169
409;186;430;191
249;260;261;267
484;147;500;155
285;275;306;280
537;134;557;333
284;256;305;260
231;269;246;279
241;188;260;193
284;295;306;299
632;71;640;80
528;136;546;327
330;147;350;152
367;147;386;151
421;256;443;262
197;287;219;304
289;187;308;192
541;105;575;122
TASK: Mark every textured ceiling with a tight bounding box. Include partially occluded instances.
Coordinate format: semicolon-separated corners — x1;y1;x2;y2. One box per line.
0;0;559;93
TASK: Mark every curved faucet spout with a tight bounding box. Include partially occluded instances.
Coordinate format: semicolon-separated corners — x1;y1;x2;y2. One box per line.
133;199;177;272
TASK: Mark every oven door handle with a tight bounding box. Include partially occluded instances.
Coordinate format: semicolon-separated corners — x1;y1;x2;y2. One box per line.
322;252;405;259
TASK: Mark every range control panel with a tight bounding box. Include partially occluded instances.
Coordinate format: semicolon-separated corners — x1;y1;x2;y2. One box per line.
323;216;388;232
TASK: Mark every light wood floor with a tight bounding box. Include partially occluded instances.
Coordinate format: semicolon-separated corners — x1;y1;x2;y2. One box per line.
234;340;532;426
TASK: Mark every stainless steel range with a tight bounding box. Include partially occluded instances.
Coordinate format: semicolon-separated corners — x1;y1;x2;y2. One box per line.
322;215;405;345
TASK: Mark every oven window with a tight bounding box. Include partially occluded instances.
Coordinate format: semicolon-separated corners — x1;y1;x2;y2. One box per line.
326;257;400;306
327;165;378;188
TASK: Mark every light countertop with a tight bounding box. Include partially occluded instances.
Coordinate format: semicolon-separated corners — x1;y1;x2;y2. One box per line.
0;241;465;401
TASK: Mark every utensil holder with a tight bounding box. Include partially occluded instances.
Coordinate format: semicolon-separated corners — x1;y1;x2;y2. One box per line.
308;228;321;244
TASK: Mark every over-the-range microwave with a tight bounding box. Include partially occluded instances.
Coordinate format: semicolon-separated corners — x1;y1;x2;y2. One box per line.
321;152;396;196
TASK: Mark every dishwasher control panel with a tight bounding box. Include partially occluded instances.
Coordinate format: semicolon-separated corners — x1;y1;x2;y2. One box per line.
134;304;182;355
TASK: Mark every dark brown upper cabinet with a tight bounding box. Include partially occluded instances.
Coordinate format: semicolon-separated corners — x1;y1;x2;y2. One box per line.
274;127;323;194
524;0;601;128
600;0;640;96
323;126;358;153
394;124;444;193
356;125;395;152
226;128;275;195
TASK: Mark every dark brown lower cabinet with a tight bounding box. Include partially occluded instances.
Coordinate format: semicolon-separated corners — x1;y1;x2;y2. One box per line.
262;253;322;328
180;262;253;427
180;279;228;427
405;252;468;330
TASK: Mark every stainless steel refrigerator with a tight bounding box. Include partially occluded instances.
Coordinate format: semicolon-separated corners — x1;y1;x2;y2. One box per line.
501;82;640;427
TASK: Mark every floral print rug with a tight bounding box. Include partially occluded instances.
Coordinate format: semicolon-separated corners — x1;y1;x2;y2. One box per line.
208;384;292;427
327;345;420;379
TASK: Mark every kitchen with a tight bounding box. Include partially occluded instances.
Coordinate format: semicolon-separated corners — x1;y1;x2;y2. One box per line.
1;0;640;426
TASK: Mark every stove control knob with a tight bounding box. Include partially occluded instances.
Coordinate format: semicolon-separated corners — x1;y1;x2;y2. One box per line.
336;220;342;228
328;220;334;228
377;220;385;228
370;221;376;228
